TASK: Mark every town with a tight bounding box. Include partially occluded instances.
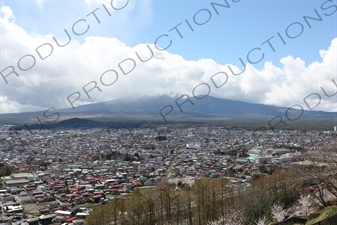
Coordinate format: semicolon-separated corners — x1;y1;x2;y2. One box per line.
0;125;335;224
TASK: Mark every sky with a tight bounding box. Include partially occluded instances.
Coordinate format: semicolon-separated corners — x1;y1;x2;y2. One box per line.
0;0;336;115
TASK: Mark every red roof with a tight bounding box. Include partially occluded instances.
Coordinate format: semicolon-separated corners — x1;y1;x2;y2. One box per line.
55;215;65;220
66;216;77;222
92;195;102;199
34;194;45;198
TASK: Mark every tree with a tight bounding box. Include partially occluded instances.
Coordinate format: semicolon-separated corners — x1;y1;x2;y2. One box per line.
85;205;110;225
270;203;287;222
255;215;268;225
37;160;50;170
84;168;301;225
291;144;337;206
126;188;144;224
124;154;134;162
206;208;245;225
0;163;14;176
90;154;99;162
293;195;313;217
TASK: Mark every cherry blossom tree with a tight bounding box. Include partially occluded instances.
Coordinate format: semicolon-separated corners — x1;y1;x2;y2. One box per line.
181;176;195;187
255;215;268;225
271;203;287;222
294;195;312;217
292;144;337;206
206;208;245;225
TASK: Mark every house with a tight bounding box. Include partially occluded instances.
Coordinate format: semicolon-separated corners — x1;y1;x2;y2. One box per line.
3;205;23;213
186;143;201;150
72;219;85;225
16;194;35;204
3;179;30;188
235;158;251;165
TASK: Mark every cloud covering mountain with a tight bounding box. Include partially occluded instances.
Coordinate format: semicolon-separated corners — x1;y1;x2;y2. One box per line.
1;3;336;114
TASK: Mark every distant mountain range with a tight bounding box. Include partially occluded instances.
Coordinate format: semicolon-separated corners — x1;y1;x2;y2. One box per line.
52;95;326;114
58;94;337;118
2;95;337;130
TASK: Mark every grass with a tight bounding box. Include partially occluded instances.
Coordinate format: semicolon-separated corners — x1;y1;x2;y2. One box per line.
306;205;337;225
81;202;102;209
134;186;156;196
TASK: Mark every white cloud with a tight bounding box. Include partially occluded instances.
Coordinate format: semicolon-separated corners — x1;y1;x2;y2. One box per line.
84;0;135;10
0;6;15;22
36;0;45;10
0;6;336;114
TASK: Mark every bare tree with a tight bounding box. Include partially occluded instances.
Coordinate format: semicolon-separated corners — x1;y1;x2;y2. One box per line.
291;145;337;206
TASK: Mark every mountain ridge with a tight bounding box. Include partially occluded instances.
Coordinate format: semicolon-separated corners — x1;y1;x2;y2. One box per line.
2;95;336;130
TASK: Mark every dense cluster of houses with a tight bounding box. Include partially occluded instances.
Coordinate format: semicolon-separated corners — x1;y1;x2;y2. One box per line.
0;125;335;224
